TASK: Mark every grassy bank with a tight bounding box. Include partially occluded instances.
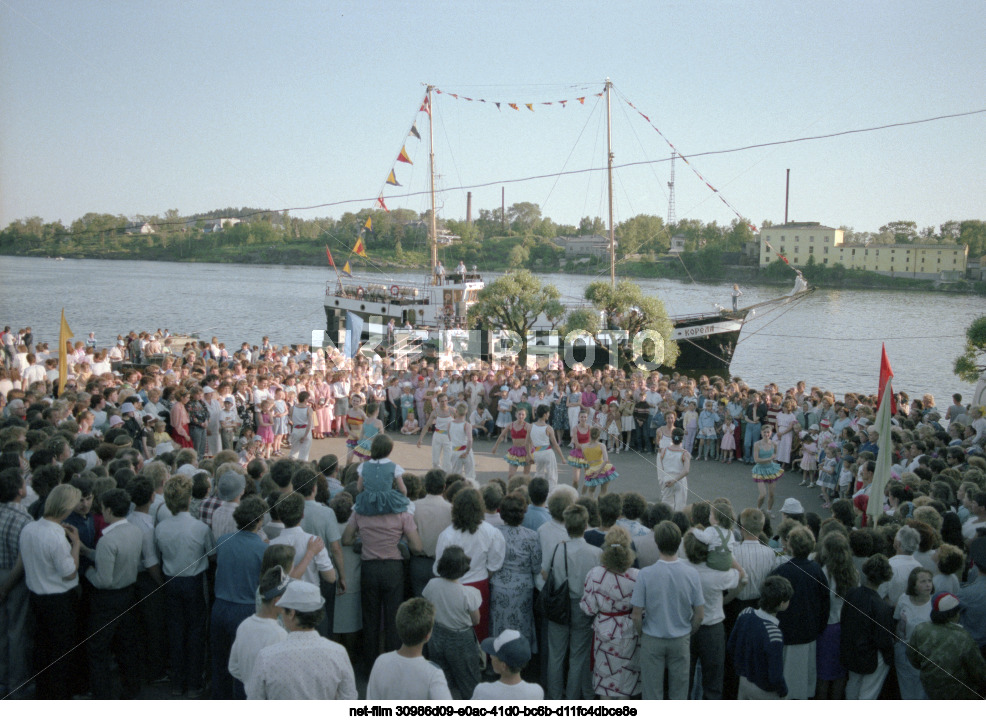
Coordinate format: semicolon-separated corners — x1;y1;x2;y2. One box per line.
2;242;983;295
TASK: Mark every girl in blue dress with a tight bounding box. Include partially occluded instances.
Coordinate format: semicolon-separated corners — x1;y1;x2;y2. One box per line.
752;425;784;516
354;434;409;516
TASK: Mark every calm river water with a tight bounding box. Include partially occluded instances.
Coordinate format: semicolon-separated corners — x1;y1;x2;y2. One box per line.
0;256;980;402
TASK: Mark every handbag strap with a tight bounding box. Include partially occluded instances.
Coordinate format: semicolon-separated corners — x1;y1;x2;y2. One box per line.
549;541;569;582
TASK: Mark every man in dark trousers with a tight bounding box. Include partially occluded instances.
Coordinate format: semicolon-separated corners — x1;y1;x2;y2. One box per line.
767;525;829;699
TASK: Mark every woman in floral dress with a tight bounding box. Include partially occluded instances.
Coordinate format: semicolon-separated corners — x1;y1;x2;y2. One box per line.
579;526;640;699
489;493;542;651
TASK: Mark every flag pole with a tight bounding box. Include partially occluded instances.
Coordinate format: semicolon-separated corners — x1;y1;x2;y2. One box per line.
867;348;895;523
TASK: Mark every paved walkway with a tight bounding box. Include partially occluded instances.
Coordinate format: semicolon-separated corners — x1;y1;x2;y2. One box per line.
311;432;826;520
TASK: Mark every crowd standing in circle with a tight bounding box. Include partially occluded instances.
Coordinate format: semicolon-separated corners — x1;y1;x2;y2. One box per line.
0;325;985;700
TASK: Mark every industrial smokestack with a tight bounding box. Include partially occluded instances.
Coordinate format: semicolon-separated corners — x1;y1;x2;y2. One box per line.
784;169;790;224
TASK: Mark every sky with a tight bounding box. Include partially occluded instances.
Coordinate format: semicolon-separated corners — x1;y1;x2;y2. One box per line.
2;0;985;235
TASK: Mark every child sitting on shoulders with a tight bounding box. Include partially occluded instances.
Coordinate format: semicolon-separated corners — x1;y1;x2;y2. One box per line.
401;410;420;435
472;630;544;700
423;546;483;699
690;499;740;557
366;598;452;700
354;434;409;516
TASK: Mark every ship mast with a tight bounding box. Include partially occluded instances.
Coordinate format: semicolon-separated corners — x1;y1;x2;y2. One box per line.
606;78;615;288
427;84;438;280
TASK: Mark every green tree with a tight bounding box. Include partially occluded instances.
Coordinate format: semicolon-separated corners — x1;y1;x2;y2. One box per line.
508;244;529;268
578;216;605;236
954;315;986;383
959;220;986;258
582;280;679;365
508;202;542;233
879;220;918;244
467;270;560;366
617;214;666;256
562;308;600;336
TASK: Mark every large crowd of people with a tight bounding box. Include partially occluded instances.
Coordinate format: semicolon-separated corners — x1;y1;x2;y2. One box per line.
0;324;985;701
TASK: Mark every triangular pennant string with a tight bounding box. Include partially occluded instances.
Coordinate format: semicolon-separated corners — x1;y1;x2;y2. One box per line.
386;170;401;186
409;124;421;140
397;146;413;164
508;103;519;111
525;103;534;111
618;91;758;234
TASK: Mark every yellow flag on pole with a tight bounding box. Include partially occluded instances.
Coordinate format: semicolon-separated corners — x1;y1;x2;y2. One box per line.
58;308;73;395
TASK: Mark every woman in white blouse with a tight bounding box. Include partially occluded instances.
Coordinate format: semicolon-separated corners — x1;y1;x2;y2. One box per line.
433;487;506;641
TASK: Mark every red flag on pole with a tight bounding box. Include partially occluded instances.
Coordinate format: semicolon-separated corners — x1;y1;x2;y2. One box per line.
877;344;896;415
325;246;335;267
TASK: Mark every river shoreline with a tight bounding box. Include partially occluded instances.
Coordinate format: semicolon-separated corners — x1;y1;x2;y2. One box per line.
3;249;982;296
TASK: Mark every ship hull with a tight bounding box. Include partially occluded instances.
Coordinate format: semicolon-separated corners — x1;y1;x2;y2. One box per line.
323;300;748;378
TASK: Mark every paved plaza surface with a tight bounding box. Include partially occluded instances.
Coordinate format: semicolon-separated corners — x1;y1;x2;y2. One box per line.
313;431;826;521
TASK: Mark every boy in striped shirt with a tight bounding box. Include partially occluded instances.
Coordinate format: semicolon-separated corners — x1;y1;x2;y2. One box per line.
726;576;792;699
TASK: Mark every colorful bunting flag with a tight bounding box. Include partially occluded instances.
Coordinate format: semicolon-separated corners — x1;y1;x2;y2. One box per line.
353;237;367;257
525;103;534;112
363;218;372;232
409;124;421;140
494;102;501;110
386;170;400;186
508;103;519;111
341;261;352;278
577;97;585;104
325;246;335;267
397;146;413;164
377;196;389;212
420;95;431;116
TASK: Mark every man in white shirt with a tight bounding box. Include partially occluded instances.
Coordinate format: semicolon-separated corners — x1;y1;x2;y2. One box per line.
879;526;923;606
246;580;357;700
269;492;335;587
21;354;46;390
19;484;84;699
411;470;452;596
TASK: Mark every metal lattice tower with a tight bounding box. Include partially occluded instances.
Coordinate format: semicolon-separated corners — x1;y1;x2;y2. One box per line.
667;152;676;227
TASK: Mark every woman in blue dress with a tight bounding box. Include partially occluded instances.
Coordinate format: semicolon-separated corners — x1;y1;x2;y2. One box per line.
489;493;542;651
751;425;784;516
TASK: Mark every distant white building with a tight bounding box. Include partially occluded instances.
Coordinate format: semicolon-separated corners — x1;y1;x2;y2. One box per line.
668;234;686;255
553;234;615;259
205;218;241;233
125;221;155;235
